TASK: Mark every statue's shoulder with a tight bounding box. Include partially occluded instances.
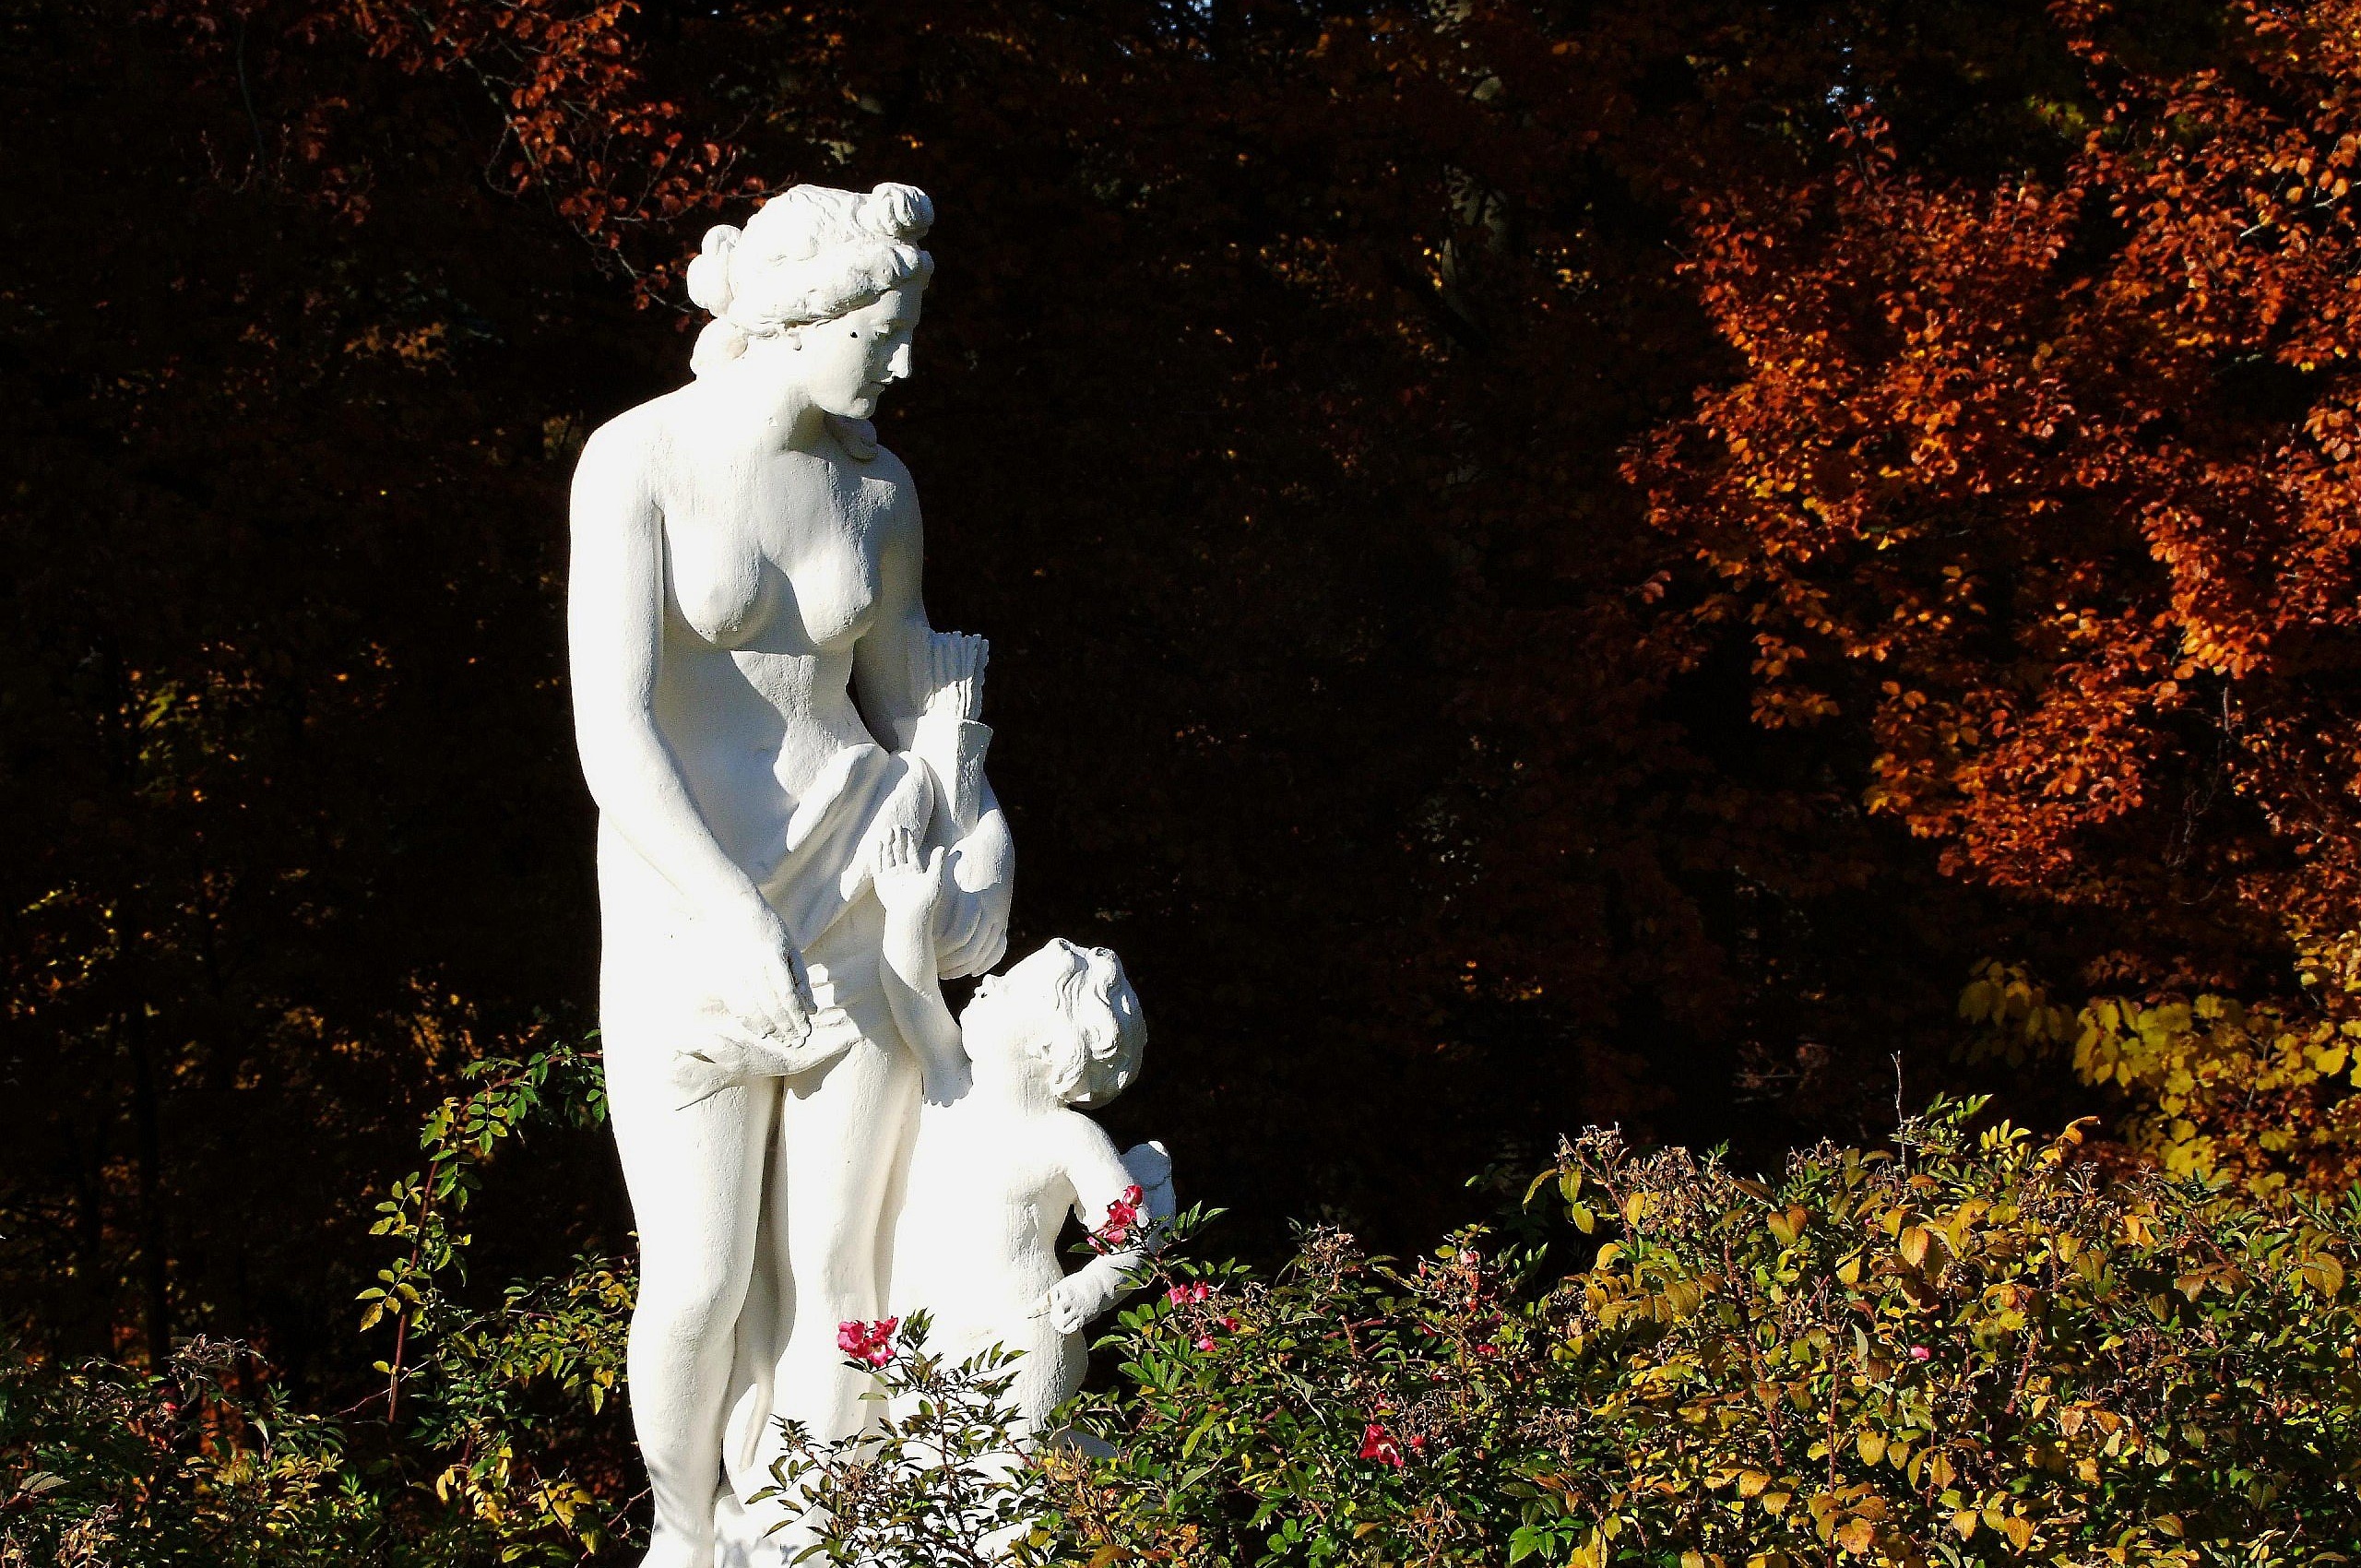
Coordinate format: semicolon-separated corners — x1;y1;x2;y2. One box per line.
582;392;682;465
572;396;698;515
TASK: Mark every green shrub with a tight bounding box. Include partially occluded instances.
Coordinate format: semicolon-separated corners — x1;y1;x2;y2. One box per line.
360;1042;635;1562
1063;1101;2361;1566
8;1068;2359;1567
759;1311;1062;1568
2;1043;635;1567
0;1339;397;1568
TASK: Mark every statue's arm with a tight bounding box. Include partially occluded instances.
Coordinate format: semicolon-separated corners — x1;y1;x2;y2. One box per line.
931;773;1014;980
873;832;970;1105
1042;1116;1153;1330
566;422;812;1043
850;501;1013;979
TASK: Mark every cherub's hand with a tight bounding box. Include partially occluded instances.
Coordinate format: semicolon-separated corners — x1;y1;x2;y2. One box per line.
919;1052;972;1107
1040;1275;1097;1336
916;630;988;723
872;826;947;922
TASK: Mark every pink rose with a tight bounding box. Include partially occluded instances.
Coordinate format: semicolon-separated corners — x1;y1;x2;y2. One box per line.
836;1317;899;1369
1092;1185;1147;1252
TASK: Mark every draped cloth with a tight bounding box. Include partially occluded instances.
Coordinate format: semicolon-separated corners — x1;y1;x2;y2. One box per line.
600;740;936;1079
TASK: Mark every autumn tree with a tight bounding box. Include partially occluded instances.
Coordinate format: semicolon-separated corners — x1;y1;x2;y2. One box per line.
10;0;2321;1385
1633;0;2361;1181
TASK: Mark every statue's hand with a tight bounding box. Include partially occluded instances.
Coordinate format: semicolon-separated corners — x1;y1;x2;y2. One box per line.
918;1051;972;1108
1040;1275;1096;1336
701;897;815;1049
874;826;948;922
669;1004;862;1109
932;827;1014;980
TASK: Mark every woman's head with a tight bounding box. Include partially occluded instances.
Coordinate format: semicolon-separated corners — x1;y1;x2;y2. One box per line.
964;938;1146;1108
685;182;935;412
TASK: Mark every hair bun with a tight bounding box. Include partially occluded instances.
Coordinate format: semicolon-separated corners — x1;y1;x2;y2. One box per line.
860;184;933;243
685;225;741;315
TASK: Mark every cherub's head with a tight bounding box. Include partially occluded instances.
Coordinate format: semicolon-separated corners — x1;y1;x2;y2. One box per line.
959;938;1145;1108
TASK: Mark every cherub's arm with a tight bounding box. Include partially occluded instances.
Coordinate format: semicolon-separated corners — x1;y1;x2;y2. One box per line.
1040;1116;1169;1334
872;826;970;1105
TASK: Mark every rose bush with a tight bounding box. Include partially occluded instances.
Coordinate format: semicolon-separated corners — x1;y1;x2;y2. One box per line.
1059;1101;2361;1566
7;1056;2357;1566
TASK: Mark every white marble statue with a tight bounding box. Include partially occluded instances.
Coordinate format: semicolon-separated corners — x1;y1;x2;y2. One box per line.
567;181;1164;1568
872;819;1172;1438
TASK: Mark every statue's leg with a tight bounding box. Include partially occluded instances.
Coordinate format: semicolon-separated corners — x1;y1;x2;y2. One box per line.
771;894;919;1447
607;1038;777;1568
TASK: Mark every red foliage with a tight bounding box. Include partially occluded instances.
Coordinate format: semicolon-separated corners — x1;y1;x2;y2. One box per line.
153;0;754;291
25;0;2353;1384
1632;1;2361;966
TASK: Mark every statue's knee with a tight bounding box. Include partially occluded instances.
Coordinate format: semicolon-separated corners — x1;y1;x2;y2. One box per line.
633;1270;742;1350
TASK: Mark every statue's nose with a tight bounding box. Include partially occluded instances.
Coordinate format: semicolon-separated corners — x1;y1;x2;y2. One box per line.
886;342;914;380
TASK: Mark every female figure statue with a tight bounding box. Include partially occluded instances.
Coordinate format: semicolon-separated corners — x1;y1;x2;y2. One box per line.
567;182;1013;1568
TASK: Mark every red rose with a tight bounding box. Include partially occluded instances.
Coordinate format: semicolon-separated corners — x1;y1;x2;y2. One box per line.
835;1317;899;1368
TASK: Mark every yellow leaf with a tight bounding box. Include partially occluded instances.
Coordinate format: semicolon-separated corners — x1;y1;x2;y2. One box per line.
1856;1431;1886;1466
2000;1515;2033;1550
1952;1510;1978;1540
1738;1469;1771;1499
1900;1226;1931;1268
1834;1518;1876;1555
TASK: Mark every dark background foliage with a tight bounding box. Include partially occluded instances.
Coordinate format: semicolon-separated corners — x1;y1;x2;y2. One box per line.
3;0;2261;1401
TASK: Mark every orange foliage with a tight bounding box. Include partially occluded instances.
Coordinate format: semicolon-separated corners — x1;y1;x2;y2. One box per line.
1632;0;2361;951
155;0;753;290
30;0;2361;1383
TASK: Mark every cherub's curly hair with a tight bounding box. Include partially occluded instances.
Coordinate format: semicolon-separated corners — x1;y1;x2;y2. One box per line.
1039;945;1145;1109
684;182;933;377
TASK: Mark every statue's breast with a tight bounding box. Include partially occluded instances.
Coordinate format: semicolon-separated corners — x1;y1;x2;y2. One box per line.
663;456;896;653
668;520;780;649
785;510;884;653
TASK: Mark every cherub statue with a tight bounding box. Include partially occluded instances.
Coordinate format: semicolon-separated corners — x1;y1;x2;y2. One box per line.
868;634;1171;1438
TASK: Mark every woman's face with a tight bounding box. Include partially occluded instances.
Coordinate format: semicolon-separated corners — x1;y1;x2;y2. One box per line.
798;287;922;421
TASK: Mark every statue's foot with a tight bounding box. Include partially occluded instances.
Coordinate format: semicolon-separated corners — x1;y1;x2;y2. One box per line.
712;1484;803;1568
635;1532;715;1568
